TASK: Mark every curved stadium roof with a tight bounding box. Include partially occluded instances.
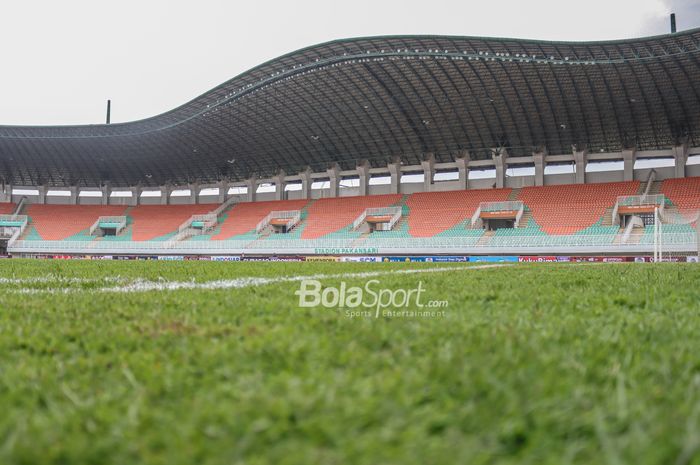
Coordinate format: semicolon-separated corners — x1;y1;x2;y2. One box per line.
1;29;700;187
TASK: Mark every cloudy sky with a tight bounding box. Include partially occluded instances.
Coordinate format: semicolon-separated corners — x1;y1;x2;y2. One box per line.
0;0;696;125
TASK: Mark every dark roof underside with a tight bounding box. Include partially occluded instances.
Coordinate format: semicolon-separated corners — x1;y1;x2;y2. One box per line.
1;30;700;187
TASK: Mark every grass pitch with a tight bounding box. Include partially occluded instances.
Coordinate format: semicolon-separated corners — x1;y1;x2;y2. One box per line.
1;260;700;464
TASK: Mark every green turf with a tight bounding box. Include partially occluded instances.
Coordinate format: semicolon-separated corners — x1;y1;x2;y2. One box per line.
1;260;700;464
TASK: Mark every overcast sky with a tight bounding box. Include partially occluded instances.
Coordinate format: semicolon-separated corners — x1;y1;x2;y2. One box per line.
0;0;696;126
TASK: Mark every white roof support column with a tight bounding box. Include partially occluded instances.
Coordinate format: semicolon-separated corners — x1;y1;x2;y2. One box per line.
573;146;587;184
672;143;689;178
356;160;370;197
0;184;12;203
455;151;470;190
38;185;47;204
274;170;286;201
189;183;199;204
69;186;79;205
217;181;228;203
326;163;340;198
160;185;171;205
533;149;546;187
245;175;257;203
492;148;508;189
387;159;401;194
421;153;435;192
101;183;112;206
298;168;312;199
622;148;636;182
130;186;141;206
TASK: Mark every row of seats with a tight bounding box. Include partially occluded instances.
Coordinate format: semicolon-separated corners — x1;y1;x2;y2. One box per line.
0;203;15;215
661;178;700;218
15;178;700;242
407;189;511;237
518;182;639;235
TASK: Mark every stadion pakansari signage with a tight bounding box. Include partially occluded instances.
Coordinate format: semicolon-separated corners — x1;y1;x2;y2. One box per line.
314;247;379;255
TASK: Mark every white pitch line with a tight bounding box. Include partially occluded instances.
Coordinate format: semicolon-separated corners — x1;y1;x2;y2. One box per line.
4;264;509;295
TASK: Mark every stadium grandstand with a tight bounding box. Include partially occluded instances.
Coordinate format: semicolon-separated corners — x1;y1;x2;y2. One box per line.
1;29;699;259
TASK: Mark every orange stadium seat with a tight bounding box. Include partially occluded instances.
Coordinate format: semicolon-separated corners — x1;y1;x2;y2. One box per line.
129;204;218;241
0;203;15;215
26;205;128;240
212;199;310;240
406;189;512;237
301;194;402;239
518;182;639;235
661;177;700;217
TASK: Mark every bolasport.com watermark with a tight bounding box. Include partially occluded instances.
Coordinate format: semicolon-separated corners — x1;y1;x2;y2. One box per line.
294;279;448;318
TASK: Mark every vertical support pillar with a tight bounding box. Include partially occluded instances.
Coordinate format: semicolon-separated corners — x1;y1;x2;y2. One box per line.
274;170;286;201
130;186;141;206
326;164;340;198
421;153;435;192
160;185;171;205
573;147;587;184
217;181;228;203
492;148;508;189
622;148;636;182
38;185;47;204
101;183;112;206
533;150;546;187
298;168;312;199
387;160;401;194
189;183;199;204
69;186;78;205
455;151;470;190
672;143;689;179
356;160;370;197
0;184;12;203
245;175;257;203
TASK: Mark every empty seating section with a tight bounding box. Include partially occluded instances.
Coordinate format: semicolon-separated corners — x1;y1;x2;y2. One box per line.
212;199;309;240
518;182;639;235
13;179;698;249
129;204;217;241
662;177;700;218
26;205;128;240
0;203;15;215
407;189;511;237
301;194;402;239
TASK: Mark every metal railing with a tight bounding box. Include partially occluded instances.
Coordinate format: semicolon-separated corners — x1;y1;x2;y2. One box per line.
89;216;127;235
8;232;698;254
178;214;217;233
256;210;302;233
617;194;666;207
353;206;402;231
479;201;523;212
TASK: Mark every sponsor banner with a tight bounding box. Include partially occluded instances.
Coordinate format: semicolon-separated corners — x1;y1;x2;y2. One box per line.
241;256;305;262
426;256;468;263
519;256;558;262
157;256;184;261
339;256;380;262
470;256;519;263
382;256;428;262
52;255;73;260
687;256;699;263
211;256;242;261
306;256;340;262
634;256;650;263
556;256;571;262
569;256;634;263
90;255;113;260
